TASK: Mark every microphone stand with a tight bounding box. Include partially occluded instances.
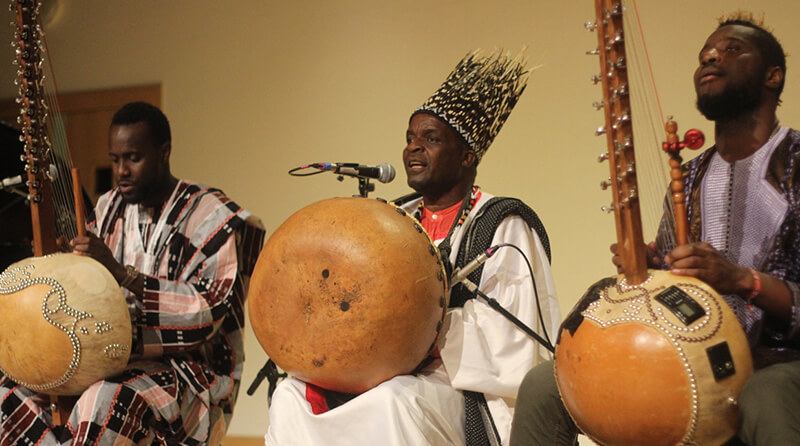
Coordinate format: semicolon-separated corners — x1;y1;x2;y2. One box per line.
356;176;374;197
0;175;27;199
247;359;287;405
0;194;27;218
335;173;374;197
458;278;554;353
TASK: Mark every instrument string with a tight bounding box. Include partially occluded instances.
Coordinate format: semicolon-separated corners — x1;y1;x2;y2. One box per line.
622;0;679;250
39;22;78;242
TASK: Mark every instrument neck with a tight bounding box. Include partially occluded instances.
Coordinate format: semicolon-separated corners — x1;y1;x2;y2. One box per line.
595;0;648;284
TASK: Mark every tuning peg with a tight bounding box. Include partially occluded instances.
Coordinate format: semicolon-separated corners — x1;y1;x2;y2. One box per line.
614;139;632;152
609;56;626;70
590;75;601;85
612;113;631;129
598;153;610;162
592;101;604;110
585;21;598;31
618;164;636;178
586;49;600;56
596;126;607;136
601;204;615;213
600;178;613;190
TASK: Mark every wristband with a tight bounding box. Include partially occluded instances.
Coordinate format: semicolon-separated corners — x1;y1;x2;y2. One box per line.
119;265;139;289
746;268;761;307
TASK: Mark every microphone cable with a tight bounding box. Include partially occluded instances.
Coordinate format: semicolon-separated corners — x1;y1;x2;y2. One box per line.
455;242;554;353
288;163;328;177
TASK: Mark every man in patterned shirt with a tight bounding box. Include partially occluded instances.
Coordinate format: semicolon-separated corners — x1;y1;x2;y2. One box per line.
0;101;264;445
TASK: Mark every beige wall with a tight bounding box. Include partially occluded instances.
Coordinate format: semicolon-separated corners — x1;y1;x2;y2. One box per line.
3;0;799;438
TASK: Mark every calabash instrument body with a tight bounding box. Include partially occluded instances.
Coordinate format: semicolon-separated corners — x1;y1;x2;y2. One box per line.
556;271;752;445
0;253;132;395
554;1;752;444
248;197;449;394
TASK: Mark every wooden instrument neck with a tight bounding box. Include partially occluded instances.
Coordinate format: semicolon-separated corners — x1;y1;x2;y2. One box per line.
594;0;648;284
12;0;84;426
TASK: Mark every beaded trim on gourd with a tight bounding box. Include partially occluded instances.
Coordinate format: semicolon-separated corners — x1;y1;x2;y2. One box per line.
0;263;129;391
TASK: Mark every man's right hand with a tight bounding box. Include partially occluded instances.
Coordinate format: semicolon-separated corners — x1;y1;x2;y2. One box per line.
70;233;127;284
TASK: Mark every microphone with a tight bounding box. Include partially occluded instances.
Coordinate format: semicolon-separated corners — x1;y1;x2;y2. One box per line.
319;162;396;184
450;244;503;288
0;174;23;190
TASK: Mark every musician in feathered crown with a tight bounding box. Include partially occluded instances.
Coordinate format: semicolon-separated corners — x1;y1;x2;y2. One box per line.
265;50;560;445
510;12;800;446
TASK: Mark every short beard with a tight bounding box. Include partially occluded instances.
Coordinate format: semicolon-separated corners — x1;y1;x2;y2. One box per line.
696;78;762;121
120;191;143;205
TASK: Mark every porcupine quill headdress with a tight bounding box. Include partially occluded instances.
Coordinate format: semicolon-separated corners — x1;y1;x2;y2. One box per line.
413;49;529;164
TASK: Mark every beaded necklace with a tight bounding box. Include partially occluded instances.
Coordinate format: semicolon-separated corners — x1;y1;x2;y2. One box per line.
413;185;480;244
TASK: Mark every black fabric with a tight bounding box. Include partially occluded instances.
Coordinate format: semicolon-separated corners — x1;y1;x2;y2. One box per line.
390;191;423;207
323;389;359;410
457;197;549;446
558;277;617;341
450;196;550;308
464;391;500;446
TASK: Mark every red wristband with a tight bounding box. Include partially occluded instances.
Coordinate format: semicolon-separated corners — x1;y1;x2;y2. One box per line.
746;268;761;302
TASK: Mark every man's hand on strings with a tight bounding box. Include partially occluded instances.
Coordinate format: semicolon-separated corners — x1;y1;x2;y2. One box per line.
70;233;126;282
664;242;750;296
610;241;663;273
55;235;71;252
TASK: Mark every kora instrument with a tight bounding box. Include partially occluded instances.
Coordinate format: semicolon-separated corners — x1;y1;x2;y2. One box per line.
553;2;752;444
